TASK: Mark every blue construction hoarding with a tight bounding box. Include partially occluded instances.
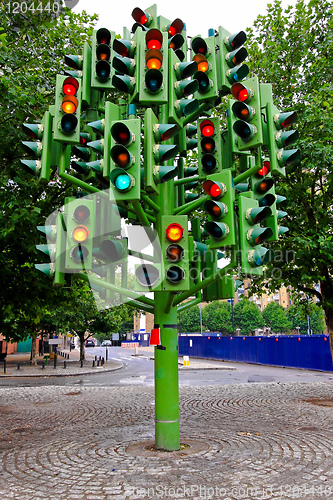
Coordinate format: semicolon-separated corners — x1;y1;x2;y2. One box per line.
178;335;333;372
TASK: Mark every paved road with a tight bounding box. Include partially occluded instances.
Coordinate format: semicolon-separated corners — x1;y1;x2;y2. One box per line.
1;381;333;499
1;347;333;388
1;349;333;499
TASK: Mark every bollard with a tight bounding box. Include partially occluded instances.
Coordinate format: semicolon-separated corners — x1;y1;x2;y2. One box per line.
183;356;189;367
97;359;100;366
105;348;108;362
3;359;6;375
42;361;45;370
80;360;83;368
101;357;104;366
54;354;57;369
95;355;97;361
64;360;67;369
17;362;20;370
92;360;95;367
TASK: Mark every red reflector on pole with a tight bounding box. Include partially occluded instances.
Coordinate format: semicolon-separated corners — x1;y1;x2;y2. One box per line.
150;328;161;346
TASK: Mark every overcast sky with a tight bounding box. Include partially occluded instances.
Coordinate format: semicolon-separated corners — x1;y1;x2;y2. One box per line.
73;0;297;39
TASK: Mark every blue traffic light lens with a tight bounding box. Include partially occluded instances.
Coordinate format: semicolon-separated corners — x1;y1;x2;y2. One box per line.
71;245;89;263
145;69;162;92
202;154;217;173
115;173;131;191
61;114;78;134
166;266;185;284
96;61;111;81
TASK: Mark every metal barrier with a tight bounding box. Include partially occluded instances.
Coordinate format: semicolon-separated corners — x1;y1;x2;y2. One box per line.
178;335;333;372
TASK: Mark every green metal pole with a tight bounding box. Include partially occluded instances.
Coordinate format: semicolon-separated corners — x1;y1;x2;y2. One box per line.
154;292;180;451
153;106;180;449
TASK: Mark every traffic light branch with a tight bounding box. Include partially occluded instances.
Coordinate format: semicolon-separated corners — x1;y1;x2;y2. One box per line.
126;300;155;314
128;249;160;263
141;195;160;213
177;297;201;312
58;148;109;198
233;162;265;185
174;175;200;186
86;274;155;307
175;194;210;215
131;200;155;226
182;102;215;128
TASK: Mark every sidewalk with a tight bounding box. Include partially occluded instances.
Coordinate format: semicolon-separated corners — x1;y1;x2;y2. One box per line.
0;346;235;377
0;348;123;377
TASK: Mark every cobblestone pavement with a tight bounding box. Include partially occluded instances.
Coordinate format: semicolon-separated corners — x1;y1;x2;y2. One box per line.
1;381;333;499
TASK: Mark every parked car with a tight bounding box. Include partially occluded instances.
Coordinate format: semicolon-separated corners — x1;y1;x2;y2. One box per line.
85;339;95;347
102;340;112;346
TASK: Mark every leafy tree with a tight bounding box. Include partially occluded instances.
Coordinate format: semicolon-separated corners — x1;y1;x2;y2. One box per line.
0;5;98;349
233;299;264;335
262;302;292;334
287;303;325;334
202;301;232;335
179;306;202;333
245;0;333;353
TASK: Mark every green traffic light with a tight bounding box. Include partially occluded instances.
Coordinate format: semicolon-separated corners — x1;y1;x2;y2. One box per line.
248;247;274;267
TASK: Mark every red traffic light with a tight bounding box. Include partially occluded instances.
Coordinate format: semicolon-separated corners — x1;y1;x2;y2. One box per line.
111;122;133;146
167;18;184;37
73;204;90;223
258;161;271;177
203;179;226;199
231;82;252;102
200;119;215;137
132;7;152;27
146;29;163;50
192;37;208;56
62;76;79;96
96;28;111;45
166;223;183;242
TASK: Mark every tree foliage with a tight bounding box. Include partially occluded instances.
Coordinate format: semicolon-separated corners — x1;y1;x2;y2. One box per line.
262;302;292;334
202;301;232;335
287;303;325;334
245;0;333;349
179;306;202;333
233;299;264;335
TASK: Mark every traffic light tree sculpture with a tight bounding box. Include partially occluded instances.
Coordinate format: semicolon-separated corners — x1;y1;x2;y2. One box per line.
23;4;300;452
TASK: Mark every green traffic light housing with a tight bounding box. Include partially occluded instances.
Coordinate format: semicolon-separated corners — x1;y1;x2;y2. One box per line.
248;247;274;267
113;38;136;58
224;30;247;51
246;206;272;225
112;55;136;76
